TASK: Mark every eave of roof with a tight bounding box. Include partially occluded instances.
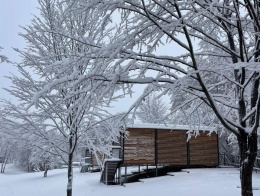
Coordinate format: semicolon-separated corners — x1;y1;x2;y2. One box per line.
126;123;216;132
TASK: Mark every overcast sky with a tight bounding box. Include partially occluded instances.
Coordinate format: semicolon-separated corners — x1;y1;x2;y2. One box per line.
0;1;171;114
0;1;39;101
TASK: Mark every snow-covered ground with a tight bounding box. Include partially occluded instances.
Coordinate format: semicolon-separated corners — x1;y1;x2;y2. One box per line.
1;164;260;196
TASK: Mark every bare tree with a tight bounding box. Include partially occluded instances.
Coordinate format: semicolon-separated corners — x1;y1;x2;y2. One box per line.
5;0;123;195
55;1;259;195
0;134;16;173
13;0;259;195
0;46;8;63
137;93;169;124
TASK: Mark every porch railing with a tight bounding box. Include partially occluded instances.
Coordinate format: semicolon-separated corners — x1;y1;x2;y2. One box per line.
219;153;260;172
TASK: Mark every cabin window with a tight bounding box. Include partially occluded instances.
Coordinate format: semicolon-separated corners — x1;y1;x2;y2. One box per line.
112;146;121;159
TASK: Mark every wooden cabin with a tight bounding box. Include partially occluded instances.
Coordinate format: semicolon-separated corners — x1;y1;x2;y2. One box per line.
80;149;103;172
123;124;218;167
99;124;219;185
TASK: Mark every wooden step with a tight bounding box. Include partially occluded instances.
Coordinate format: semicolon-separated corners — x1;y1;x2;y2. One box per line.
100;160;122;185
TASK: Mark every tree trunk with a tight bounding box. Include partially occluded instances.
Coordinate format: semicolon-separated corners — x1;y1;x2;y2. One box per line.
0;162;4;173
240;156;254;196
44;164;49;177
239;133;257;196
67;152;73;196
1;157;8;173
67;133;74;196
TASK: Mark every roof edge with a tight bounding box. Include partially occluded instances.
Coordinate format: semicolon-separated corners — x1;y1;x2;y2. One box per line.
126;123;216;132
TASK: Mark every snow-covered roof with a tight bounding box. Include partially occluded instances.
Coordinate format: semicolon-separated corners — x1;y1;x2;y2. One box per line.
126;123;216;132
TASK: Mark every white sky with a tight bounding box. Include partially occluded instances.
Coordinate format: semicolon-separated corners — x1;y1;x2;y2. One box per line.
0;0;39;101
0;1;146;114
0;1;173;114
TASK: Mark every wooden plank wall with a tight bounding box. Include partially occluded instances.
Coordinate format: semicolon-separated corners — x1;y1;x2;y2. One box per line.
123;128;218;167
124;128;155;165
157;130;187;165
189;132;218;166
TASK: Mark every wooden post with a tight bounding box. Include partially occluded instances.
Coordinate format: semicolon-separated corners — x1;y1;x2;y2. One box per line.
105;162;108;185
155;129;158;177
115;166;117;184
125;166;127;183
186;131;190;168
122;132;125;163
118;166;121;184
217;133;220;166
